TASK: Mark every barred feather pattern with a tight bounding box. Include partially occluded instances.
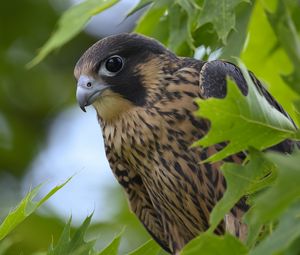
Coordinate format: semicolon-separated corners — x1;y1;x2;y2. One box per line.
97;58;246;253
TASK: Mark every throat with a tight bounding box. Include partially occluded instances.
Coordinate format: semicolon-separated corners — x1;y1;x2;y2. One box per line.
93;90;135;123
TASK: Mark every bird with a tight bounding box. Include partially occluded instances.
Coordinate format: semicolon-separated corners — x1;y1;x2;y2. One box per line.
74;33;297;254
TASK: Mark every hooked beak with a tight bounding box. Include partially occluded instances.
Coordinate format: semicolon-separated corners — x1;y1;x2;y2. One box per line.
76;75;108;112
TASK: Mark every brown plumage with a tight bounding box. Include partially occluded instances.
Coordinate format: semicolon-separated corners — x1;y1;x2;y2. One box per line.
74;33;297;254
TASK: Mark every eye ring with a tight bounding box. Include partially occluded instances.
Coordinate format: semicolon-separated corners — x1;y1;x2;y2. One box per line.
103;55;124;74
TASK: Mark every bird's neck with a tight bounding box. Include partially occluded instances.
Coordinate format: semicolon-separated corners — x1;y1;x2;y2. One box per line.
100;107;160;147
93;90;135;123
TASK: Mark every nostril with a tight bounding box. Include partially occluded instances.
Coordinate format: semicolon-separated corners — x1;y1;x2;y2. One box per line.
86;82;92;88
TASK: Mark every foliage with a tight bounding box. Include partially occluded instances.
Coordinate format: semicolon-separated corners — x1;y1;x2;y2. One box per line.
181;233;248;255
0;178;70;241
2;0;300;254
127;239;161;255
206;149;275;234
29;0;253;62
198;0;250;44
0;179;159;255
245;150;300;249
266;1;300;95
28;0;120;68
97;228;123;255
46;217;161;255
193;62;299;162
47;215;96;255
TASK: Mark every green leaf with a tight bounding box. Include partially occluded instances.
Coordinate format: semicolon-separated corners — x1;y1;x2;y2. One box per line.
98;228;124;255
127;0;153;17
266;1;300;95
220;1;254;61
198;0;250;44
0;178;71;241
48;214;96;255
168;4;191;53
134;0;172;37
167;1;199;54
173;0;200;47
27;0;119;68
208;149;275;233
181;233;248;255
127;239;161;255
241;1;299;122
245;149;300;237
249;202;300;255
193;61;298;162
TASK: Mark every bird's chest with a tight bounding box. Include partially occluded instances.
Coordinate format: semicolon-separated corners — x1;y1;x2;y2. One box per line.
101;113;160;188
101;105;225;248
101;107;205;190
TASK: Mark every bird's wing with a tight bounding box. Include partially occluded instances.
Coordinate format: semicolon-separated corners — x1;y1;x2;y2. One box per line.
199;60;295;125
112;161;171;253
127;186;171;253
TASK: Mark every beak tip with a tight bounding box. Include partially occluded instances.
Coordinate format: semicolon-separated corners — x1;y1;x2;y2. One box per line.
80;105;87;112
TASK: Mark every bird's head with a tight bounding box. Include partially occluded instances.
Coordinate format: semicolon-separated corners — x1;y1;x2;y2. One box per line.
74;33;176;122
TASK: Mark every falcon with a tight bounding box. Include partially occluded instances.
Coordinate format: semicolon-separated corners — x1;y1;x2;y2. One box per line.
74;33;297;254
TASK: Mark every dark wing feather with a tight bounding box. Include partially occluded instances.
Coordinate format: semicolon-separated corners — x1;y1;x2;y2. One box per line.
110;161;171;252
199;60;299;153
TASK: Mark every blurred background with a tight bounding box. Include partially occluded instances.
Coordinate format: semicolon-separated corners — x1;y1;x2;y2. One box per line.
0;0;152;254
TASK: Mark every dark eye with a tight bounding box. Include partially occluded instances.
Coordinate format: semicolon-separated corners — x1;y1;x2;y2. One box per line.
105;55;124;73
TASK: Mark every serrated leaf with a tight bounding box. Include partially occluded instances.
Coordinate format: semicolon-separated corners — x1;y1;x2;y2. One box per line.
181;233;248;255
193;61;298;163
48;217;72;255
208;149;275;233
48;214;96;255
0;178;71;241
168;4;190;52
98;228;124;255
220;2;254;61
167;1;199;53
28;0;119;68
175;0;200;45
198;0;250;44
249;202;300;255
245;149;300;239
127;239;161;255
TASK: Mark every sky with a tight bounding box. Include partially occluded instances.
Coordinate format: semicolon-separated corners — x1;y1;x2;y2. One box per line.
23;107;119;225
